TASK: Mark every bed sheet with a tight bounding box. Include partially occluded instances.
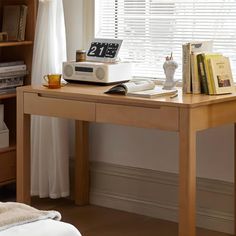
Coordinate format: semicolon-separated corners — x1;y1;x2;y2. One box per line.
0;219;82;236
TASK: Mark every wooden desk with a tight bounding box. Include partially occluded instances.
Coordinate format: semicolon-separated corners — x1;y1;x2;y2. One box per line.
16;84;236;236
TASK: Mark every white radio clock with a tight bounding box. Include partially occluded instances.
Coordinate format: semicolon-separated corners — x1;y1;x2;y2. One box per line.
63;38;132;84
63;61;132;84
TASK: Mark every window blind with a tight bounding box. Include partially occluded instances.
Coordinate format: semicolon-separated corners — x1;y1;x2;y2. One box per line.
94;0;236;80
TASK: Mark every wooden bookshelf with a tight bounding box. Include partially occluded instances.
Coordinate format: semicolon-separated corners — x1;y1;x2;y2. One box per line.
0;92;16;100
0;0;37;186
0;41;33;47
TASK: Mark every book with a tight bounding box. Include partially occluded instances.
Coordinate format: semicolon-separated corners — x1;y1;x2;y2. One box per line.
0;61;24;67
105;79;156;95
0;104;4;131
190;52;201;94
0;77;24;90
2;5;28;41
201;53;222;95
208;56;234;94
182;43;191;93
18;5;28;41
182;41;213;94
0;70;28;79
197;54;209;94
126;86;177;98
105;79;177;98
2;5;21;41
0;64;26;73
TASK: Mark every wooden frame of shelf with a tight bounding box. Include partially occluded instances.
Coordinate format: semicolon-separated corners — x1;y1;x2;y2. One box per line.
0;0;37;188
0;92;16;99
0;41;33;47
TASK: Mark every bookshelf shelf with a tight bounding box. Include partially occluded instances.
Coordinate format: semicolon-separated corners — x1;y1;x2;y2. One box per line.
0;0;37;188
0;92;16;100
0;41;33;47
0;143;16;154
0;143;16;186
0;179;15;187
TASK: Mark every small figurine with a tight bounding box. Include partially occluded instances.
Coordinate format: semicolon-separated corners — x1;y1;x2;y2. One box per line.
163;53;178;90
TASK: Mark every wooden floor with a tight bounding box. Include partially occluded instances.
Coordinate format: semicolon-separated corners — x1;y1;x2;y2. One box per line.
0;185;232;236
31;198;231;236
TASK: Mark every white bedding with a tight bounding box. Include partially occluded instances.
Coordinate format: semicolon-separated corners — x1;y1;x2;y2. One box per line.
0;219;82;236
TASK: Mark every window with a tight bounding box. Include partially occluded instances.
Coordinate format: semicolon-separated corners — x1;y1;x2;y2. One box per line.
94;0;236;80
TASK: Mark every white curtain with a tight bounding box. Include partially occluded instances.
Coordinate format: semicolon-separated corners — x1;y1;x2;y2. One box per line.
30;0;69;198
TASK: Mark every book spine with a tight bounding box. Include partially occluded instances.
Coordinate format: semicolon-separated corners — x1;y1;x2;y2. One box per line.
0;61;24;67
202;54;214;95
197;54;209;94
205;54;223;95
182;43;191;93
0;104;4;130
207;59;216;94
191;53;201;94
18;5;28;41
0;77;24;89
0;70;28;79
0;65;26;73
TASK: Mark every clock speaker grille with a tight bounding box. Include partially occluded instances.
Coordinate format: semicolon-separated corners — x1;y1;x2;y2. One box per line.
64;64;74;77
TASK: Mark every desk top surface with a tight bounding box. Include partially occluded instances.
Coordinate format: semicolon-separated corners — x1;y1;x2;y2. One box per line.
18;84;236;108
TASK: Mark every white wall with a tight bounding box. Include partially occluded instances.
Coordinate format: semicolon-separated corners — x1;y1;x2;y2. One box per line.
63;0;234;183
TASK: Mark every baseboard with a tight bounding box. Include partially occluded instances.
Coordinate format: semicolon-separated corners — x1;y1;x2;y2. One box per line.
89;161;234;234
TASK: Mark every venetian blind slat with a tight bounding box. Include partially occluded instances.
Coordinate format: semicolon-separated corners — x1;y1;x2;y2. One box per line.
95;0;236;79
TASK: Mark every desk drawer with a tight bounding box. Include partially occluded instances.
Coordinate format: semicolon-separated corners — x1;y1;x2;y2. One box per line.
96;103;179;131
23;92;96;121
0;150;16;183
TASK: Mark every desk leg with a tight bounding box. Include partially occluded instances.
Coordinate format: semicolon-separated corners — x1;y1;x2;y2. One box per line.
74;120;89;205
234;124;236;235
179;108;196;236
16;90;31;204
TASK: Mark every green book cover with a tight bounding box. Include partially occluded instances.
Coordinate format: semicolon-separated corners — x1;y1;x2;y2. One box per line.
202;53;222;95
197;54;209;94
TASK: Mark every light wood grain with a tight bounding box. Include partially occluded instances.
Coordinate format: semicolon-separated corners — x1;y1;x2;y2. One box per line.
19;84;236;108
75;121;89;205
17;84;236;236
16;89;31;204
234;123;236;235
0;149;15;182
179;107;197;236
23;92;96;121
0;41;33;47
207;100;236;127
96;103;179;131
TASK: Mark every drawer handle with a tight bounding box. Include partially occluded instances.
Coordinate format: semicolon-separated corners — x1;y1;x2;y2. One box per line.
37;93;78;101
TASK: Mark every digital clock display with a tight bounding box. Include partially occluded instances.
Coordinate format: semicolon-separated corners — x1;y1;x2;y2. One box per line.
86;38;123;62
87;42;109;58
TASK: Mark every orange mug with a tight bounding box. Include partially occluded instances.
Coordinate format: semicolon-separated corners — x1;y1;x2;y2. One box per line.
43;74;62;89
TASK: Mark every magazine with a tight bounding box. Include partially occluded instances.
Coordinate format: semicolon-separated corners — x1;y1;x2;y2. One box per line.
105;79;178;98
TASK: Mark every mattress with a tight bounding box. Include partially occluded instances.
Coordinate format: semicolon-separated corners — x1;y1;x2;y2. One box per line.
0;219;82;236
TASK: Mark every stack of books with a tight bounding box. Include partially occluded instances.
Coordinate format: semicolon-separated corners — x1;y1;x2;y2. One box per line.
182;41;234;95
0;61;28;92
